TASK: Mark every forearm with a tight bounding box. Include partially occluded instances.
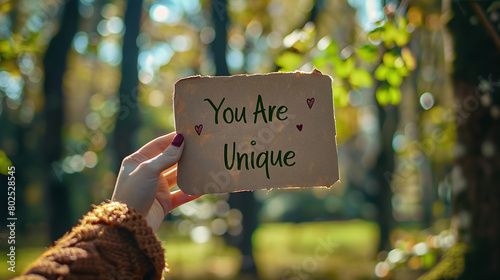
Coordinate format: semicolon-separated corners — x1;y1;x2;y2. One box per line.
13;201;166;280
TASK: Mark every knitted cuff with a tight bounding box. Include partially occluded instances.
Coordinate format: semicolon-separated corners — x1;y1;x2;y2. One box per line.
81;201;167;278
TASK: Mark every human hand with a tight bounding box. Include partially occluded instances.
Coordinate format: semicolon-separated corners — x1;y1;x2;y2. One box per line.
112;132;201;232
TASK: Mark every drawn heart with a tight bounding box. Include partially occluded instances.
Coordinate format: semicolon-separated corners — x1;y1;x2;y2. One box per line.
296;124;303;131
307;98;315;109
195;124;203;135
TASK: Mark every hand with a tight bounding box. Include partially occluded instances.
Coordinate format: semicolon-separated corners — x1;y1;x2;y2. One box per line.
112;132;201;232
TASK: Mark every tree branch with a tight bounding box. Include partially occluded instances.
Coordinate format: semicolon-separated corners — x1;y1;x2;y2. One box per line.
469;0;500;52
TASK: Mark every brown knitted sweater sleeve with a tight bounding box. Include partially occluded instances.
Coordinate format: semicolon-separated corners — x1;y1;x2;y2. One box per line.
13;201;167;280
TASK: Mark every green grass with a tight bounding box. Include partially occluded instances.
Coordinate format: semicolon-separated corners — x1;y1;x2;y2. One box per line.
1;220;379;280
162;236;242;279
253;220;379;280
0;247;46;278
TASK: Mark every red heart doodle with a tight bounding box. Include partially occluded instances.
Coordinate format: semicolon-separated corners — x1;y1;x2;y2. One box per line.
296;124;303;131
195;124;203;135
307;98;315;109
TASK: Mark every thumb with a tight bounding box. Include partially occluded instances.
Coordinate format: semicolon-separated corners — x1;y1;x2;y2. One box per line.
145;133;184;174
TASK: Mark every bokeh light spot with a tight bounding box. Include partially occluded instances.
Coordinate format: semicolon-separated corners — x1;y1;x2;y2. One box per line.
420;92;434;110
227;50;244;71
148;90;164;107
73;32;89;54
107;17;124;34
150;4;169;22
413;242;429;256
374;262;390;278
85;112;101;130
181;0;201;15
347;90;363;107
139;69;154;84
172;35;191;52
150;3;183;24
211;218;227;235
97;20;110;36
98;40;122;66
200;27;215;44
69;155;85;173
190;226;211;243
481;141;495;158
392;134;408;152
83;151;98;168
387;249;403;263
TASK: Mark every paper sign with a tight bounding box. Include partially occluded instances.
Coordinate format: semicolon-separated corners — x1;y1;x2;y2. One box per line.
173;69;339;195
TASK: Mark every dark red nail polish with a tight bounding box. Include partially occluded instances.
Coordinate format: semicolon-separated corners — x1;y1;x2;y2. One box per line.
171;133;184;147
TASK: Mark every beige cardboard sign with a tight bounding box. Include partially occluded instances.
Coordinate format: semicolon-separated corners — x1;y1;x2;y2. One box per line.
173;70;339;195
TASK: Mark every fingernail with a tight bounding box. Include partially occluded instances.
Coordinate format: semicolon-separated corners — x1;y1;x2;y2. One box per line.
171;133;184;147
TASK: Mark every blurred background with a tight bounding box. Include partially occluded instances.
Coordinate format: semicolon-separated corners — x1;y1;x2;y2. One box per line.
1;0;499;279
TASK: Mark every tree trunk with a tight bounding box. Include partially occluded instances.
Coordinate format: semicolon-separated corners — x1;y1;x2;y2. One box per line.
211;0;230;77
42;0;79;241
448;1;500;278
210;0;258;274
374;102;397;251
113;0;142;167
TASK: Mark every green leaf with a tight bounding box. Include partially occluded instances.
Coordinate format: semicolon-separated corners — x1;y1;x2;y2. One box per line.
356;44;378;63
0;150;12;175
0;40;15;59
333;57;354;79
375;64;389;81
376;85;401;106
381;21;398;47
349;68;373;88
376;85;390;106
276;51;303;71
393;17;411;47
395;30;411;47
383;51;398;67
421;252;437;269
396;64;410;77
333;85;348;107
292;39;311;53
388;86;401;105
325;40;338;57
312;55;327;69
397;17;409;31
368;28;382;43
387;68;403;86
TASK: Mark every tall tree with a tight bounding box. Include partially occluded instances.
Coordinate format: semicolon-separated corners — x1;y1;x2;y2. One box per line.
210;0;258;274
373;101;397;251
113;0;143;166
42;0;80;241
211;0;230;77
448;1;500;278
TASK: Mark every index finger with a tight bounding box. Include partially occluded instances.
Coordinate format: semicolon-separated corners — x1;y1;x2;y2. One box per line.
171;190;202;210
132;132;176;160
